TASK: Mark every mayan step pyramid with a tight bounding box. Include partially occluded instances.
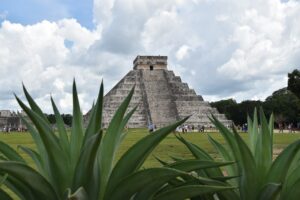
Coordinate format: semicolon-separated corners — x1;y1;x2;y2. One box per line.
86;56;231;128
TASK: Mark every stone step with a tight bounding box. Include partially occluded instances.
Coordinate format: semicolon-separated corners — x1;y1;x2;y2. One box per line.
85;66;231;128
174;96;203;101
141;70;177;127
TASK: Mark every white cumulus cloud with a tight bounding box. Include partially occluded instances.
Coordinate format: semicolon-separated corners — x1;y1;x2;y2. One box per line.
0;19;101;113
1;0;300;114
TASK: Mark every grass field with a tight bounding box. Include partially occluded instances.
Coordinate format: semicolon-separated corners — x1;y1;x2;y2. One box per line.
1;129;299;168
0;129;299;199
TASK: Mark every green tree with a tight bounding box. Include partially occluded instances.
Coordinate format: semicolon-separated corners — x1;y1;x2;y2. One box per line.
46;114;72;126
46;114;56;124
234;100;263;125
288;69;300;99
210;99;237;114
211;99;263;125
263;88;300;123
62;114;72;126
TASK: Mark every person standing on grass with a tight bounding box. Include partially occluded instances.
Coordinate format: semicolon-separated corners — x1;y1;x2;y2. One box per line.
288;123;293;133
290;123;296;133
185;125;187;132
202;125;205;133
279;123;284;133
148;123;154;133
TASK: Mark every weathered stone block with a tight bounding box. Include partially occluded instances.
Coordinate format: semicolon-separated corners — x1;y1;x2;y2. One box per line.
85;56;231;128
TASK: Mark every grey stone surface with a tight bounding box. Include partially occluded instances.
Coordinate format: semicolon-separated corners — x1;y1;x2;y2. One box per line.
0;110;27;131
85;56;231;128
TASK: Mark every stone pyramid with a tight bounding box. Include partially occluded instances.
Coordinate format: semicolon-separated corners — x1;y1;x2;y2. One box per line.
86;56;231;128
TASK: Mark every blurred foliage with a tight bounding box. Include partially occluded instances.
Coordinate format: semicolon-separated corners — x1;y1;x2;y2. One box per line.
211;69;300;125
46;114;72;126
288;69;300;99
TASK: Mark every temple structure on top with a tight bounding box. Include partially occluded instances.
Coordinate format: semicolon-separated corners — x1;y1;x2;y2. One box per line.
85;55;231;128
133;56;168;70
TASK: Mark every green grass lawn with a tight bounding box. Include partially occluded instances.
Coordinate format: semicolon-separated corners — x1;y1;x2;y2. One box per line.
0;129;299;199
1;129;299;168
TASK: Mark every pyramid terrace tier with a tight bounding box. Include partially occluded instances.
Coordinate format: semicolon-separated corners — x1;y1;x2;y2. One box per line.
84;56;232;128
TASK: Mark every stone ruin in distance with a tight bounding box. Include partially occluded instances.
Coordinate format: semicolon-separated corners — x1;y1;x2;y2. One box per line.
86;55;231;128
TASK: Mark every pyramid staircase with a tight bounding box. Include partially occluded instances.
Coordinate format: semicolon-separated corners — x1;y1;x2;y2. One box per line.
85;56;231;128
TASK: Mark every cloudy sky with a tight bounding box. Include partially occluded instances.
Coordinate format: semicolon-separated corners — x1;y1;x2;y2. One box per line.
0;0;299;113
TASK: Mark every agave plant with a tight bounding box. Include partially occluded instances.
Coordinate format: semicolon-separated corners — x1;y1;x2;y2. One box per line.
174;108;300;200
0;81;233;200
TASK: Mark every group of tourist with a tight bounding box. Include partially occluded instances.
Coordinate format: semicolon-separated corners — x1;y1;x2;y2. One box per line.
278;122;299;133
151;121;300;134
148;123;210;133
1;127;27;133
175;124;208;133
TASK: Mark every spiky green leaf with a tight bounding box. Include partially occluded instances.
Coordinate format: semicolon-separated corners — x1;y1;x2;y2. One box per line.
0;188;13;200
84;81;104;144
51;97;70;156
0;161;58;200
109;168;186;200
18;146;44;174
16;95;69;196
267;139;300;183
256;108;272;178
98;87;135;198
257;183;281;200
165;159;234;172
154;185;234;200
233;130;257;200
105;117;188;199
208;135;237;184
22;84;49;123
72;131;102;198
70;80;84;169
0;141;25;163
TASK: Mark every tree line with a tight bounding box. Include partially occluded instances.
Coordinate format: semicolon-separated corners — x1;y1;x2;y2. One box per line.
210;69;300;126
46;113;73;126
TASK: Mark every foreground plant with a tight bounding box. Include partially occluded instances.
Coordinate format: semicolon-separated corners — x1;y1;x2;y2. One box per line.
174;108;300;200
0;81;233;200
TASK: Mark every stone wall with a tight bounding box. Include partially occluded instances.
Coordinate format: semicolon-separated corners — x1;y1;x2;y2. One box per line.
0;110;27;131
133;55;168;70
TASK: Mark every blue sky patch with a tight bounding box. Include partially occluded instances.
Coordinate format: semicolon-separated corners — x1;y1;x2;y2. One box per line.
0;0;94;29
